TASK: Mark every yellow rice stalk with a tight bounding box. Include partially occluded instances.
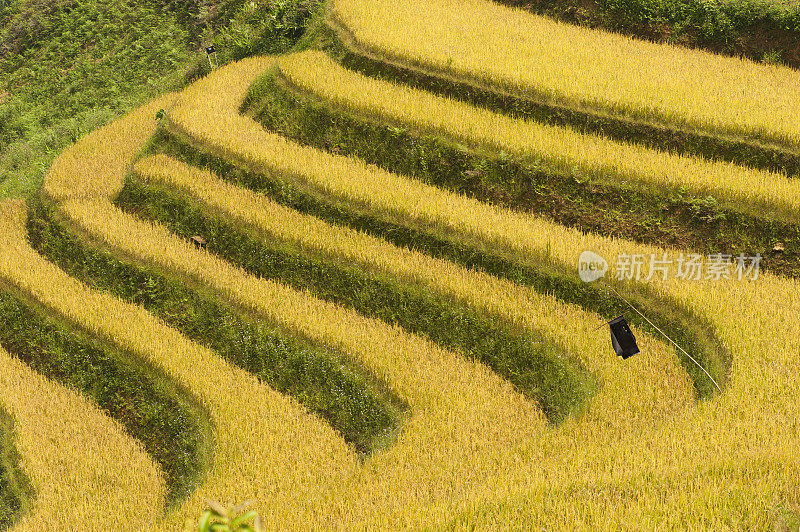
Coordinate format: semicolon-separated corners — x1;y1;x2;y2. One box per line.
0;200;358;529
59;195;546;529
134;153;693;425
276;51;800;223
44;94;177;202
30;59;364;529
165;59;774;289
9;52;795;526
16;58;548;527
161;57;800;526
331;0;800;146
0;341;164;531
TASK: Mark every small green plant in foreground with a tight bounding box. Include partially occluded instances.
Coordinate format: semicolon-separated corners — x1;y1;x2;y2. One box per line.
185;500;264;532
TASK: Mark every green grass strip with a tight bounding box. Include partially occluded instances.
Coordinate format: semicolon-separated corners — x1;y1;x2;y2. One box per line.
0;282;212;509
301;21;800;177
152;129;730;399
244;73;800;279
314;20;800;176
27;195;406;456
117;171;596;424
0;409;32;530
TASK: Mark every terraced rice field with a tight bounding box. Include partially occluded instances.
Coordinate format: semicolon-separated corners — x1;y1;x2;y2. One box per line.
1;0;799;528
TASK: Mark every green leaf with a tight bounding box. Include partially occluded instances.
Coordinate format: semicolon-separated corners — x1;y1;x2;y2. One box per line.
230;500;254;516
231;510;258;528
198;510;213;531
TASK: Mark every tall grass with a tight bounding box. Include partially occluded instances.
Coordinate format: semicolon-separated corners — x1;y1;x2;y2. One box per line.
0;0;321;201
329;0;800;147
0;344;164;531
275;51;800;224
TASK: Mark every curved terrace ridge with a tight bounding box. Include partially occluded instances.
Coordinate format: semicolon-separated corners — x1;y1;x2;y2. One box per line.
0;8;797;522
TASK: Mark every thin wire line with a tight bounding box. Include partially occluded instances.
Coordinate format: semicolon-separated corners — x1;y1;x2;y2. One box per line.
605;285;722;393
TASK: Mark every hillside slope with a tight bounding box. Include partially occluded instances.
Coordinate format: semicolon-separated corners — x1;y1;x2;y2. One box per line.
0;0;316;199
0;0;799;528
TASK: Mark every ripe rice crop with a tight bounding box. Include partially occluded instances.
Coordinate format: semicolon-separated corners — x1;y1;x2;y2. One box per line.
58;195;548;526
330;0;800;147
17;52;800;527
155;56;800;525
0;202;358;530
275;51;800;224
28;194;405;455
34;69;568;521
0;339;164;531
0;278;210;508
43;94;177;202
132;152;691;422
29;63;551;526
161;58;783;298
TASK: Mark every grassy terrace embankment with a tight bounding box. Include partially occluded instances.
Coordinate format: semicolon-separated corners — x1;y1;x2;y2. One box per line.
0;409;30;528
498;0;800;70
49;191;550;529
269;50;799;224
243;53;799;277
36;53;684;517
1;199;362;530
9;55;553;528
28;195;406;454
121;154;594;422
14;68;375;526
0;283;210;508
0;344;164;530
161;59;730;398
322;4;800;175
153;126;729;399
